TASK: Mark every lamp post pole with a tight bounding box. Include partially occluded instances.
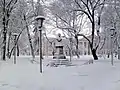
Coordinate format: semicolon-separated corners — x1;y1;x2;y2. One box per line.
35;15;45;73
69;37;72;62
13;33;18;64
110;27;115;65
118;35;120;60
39;29;42;73
111;35;113;65
118;47;120;59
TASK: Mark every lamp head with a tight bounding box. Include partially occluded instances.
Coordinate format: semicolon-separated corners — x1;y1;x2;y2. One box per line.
12;33;18;36
110;27;115;37
110;27;115;31
35;15;45;29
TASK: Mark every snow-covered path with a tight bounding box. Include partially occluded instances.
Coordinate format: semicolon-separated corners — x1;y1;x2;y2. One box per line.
0;56;120;90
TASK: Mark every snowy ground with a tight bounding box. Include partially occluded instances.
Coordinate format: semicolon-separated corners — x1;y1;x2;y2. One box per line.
0;55;120;90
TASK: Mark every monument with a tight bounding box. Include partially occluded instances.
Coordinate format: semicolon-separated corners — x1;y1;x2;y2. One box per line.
53;33;66;59
47;33;70;67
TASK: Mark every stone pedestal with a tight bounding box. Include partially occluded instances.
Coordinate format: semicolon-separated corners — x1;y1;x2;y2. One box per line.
53;46;66;59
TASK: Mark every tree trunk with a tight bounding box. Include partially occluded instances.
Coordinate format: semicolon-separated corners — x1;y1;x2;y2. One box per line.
2;0;6;61
24;15;35;60
7;32;11;57
91;49;98;60
52;50;55;56
17;44;19;56
75;35;79;58
2;31;7;61
37;37;39;55
69;38;72;62
107;52;110;58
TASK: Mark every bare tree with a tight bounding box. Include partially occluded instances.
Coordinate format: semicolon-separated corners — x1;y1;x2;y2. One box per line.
1;0;18;60
23;14;35;61
20;0;36;61
101;0;120;58
30;0;45;59
8;0;36;60
48;0;88;58
75;0;106;60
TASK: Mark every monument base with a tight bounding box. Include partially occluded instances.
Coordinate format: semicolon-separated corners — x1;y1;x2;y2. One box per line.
47;54;71;67
52;59;69;65
53;54;66;59
52;54;69;65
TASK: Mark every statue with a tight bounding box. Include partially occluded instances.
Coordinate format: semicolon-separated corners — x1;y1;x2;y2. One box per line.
53;33;66;59
56;33;63;46
47;33;70;67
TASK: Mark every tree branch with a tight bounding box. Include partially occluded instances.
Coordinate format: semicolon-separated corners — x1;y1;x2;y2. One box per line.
74;9;93;23
77;34;91;44
6;0;14;8
95;32;101;50
93;0;101;9
81;0;92;16
89;0;93;9
55;14;69;26
74;0;93;23
99;37;106;50
74;0;82;9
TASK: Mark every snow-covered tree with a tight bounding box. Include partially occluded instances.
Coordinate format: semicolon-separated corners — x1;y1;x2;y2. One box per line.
0;0;18;60
47;0;106;60
48;0;89;58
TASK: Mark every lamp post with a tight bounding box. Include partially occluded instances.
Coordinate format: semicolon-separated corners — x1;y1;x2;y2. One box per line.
12;33;18;64
35;15;45;73
110;27;115;65
69;37;72;62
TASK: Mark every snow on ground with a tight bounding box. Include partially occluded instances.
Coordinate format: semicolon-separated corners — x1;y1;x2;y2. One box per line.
0;55;120;90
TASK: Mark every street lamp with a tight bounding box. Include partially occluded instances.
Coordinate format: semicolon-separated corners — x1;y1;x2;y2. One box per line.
110;27;115;37
110;27;115;65
12;33;18;64
35;15;45;73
